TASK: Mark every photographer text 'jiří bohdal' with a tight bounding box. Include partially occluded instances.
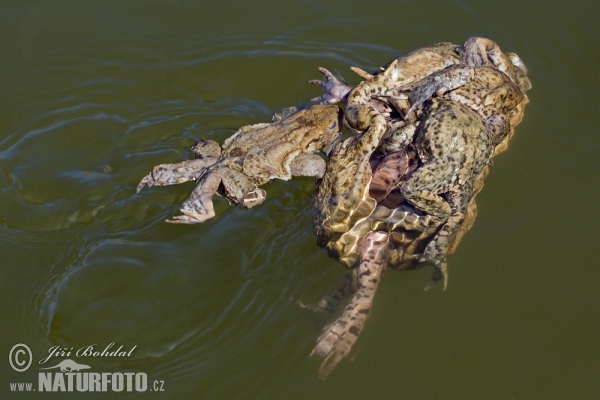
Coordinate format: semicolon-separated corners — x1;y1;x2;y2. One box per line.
39;342;137;365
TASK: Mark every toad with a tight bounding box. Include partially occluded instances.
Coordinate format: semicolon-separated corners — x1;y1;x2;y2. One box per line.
137;104;342;223
306;37;531;379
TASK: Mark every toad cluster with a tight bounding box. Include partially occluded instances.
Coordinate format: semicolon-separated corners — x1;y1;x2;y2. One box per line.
136;37;531;379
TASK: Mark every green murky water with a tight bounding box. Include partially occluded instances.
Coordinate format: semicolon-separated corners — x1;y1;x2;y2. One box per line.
2;1;599;398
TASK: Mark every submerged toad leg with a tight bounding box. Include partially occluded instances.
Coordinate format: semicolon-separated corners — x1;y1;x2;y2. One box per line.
447;165;489;254
313;231;390;380
299;269;358;315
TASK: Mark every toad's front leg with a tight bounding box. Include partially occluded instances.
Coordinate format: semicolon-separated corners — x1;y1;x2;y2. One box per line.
312;231;390;380
403;65;475;118
309;67;392;117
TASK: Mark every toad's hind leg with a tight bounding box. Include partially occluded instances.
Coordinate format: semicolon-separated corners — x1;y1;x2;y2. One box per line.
313;231;390;380
166;169;223;224
137;139;221;192
167;168;265;224
420;190;468;290
299;269;358;315
136;157;218;192
397;163;457;288
400;161;453;224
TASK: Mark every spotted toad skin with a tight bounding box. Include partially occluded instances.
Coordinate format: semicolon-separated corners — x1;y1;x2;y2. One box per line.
400;98;492;286
404;65;524;149
323;37;530;283
137;104;341;223
220;105;342;185
312;115;384;243
306;37;531;379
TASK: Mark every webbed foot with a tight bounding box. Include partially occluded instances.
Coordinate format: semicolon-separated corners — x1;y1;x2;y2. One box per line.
424;260;448;291
166;193;216;224
241;187;266;209
308;67;353;105
312;317;359;380
411;237;449;290
166;175;266;224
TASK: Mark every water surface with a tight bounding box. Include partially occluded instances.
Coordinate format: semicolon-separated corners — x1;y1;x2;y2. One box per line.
2;0;599;399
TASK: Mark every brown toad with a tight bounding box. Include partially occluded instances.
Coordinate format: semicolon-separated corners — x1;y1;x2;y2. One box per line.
369;66;527;283
309;98;490;378
137;104;342;223
397;98;493;282
311;37;530;279
310;37;530;149
306;38;531;379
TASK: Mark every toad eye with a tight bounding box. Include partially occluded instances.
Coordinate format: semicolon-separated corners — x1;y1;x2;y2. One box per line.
328;120;337;130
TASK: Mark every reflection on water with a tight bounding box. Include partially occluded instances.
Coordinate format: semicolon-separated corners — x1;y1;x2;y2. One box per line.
2;0;599;398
